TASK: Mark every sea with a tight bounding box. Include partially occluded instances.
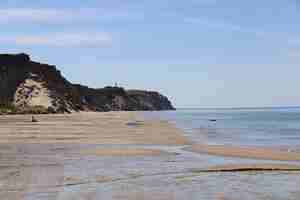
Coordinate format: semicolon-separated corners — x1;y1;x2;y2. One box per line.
144;107;300;149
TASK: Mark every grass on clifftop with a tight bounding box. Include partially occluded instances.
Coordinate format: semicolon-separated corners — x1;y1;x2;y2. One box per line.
0;103;18;114
0;103;53;115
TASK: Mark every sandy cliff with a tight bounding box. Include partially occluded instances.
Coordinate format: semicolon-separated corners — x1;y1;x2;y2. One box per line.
0;53;175;113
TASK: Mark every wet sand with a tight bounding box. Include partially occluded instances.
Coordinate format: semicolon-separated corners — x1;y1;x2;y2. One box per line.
80;148;168;156
186;144;300;161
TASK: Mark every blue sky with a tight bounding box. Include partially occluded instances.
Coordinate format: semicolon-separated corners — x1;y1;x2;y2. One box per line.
1;0;300;108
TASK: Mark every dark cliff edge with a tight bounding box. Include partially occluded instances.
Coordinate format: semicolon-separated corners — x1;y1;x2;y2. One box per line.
0;53;175;114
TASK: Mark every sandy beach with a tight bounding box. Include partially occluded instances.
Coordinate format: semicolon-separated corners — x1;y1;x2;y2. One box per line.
0;112;189;145
2;111;299;161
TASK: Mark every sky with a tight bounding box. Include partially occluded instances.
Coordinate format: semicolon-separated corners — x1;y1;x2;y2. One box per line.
1;0;300;108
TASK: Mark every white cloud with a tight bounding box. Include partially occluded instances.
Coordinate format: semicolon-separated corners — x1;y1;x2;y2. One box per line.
0;33;112;47
184;16;300;58
184;17;266;37
0;8;143;24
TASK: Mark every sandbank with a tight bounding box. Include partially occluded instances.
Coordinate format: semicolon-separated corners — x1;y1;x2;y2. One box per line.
186;144;300;161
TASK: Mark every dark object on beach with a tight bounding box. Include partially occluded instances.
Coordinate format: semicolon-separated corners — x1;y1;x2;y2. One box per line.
126;121;144;127
31;116;38;122
209;119;217;122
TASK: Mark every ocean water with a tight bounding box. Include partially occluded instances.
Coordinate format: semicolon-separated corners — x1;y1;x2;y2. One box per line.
144;107;300;149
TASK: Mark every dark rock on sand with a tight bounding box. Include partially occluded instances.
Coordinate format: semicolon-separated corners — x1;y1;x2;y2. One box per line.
31;116;38;122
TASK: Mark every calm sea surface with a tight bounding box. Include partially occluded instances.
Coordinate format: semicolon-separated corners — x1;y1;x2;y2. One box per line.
144;107;300;148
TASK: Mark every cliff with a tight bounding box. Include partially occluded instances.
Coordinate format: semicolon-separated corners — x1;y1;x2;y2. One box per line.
0;53;175;114
73;85;175;111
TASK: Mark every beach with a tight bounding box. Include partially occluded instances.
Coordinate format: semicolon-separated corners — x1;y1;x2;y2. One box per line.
0;112;188;145
1;111;300;200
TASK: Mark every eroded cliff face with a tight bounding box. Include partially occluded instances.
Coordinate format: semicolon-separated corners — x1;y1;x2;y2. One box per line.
0;53;80;113
127;90;175;111
73;86;175;111
0;53;175;113
0;54;29;105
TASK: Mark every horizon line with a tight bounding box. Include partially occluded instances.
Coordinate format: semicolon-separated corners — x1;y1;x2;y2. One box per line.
175;106;300;110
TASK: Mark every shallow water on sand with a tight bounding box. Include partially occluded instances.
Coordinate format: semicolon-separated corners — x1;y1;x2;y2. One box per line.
1;143;300;200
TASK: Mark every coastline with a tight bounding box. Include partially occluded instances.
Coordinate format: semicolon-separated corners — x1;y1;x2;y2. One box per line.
1;111;300;199
2;111;300;161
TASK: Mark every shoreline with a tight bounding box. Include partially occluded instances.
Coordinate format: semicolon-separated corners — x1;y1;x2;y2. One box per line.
1;111;300;161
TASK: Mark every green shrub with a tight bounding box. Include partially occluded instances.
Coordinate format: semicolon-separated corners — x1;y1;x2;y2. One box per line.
18;106;49;114
0;103;18;114
0;104;52;115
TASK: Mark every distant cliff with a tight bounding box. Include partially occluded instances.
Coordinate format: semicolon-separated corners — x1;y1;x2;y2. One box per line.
0;53;175;114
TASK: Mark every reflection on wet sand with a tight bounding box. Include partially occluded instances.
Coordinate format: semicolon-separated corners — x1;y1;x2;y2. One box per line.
80;148;167;157
0;145;64;200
